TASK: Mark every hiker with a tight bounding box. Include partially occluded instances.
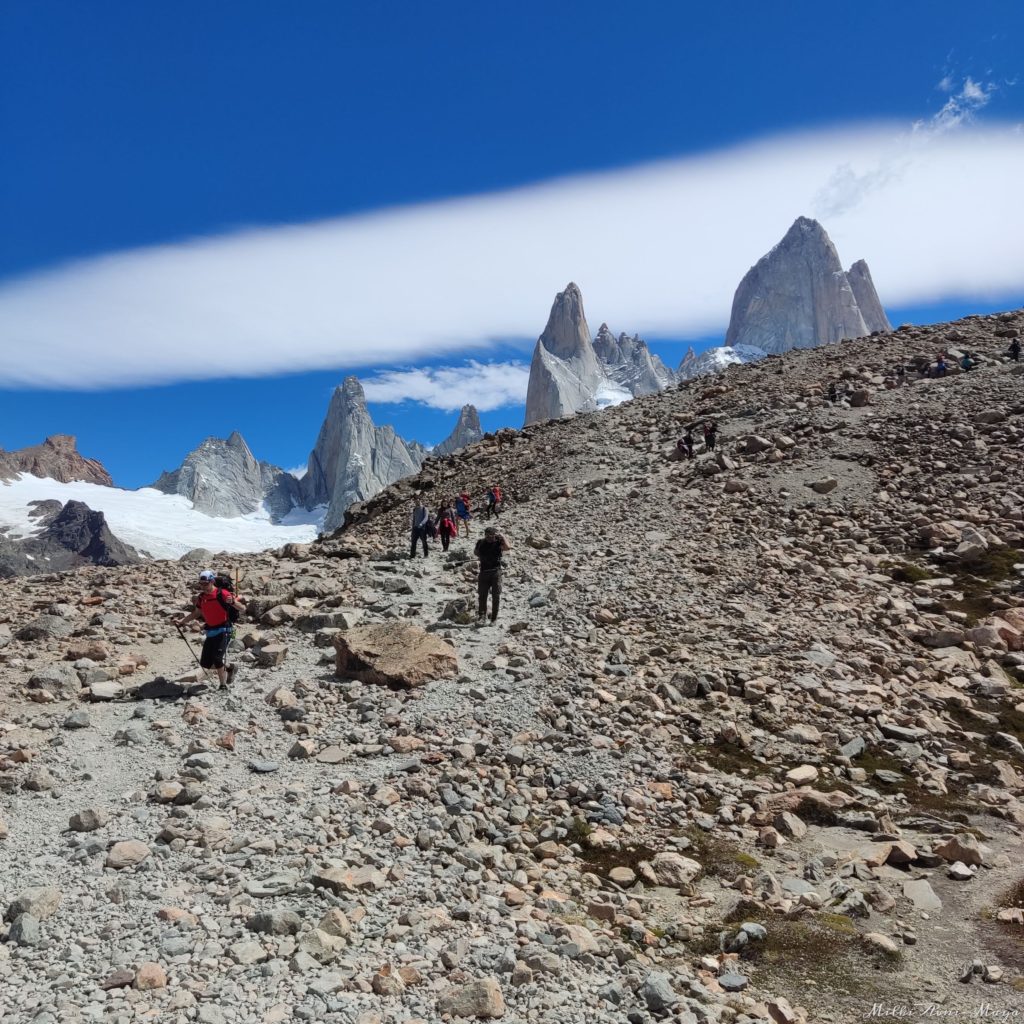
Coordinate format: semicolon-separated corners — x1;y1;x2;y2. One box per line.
437;501;458;552
935;354;948;377
474;525;510;624
455;491;473;538
827;382;839;403
703;421;718;451
410;498;430;558
1009;337;1021;363
485;484;503;518
173;569;245;688
960;352;975;372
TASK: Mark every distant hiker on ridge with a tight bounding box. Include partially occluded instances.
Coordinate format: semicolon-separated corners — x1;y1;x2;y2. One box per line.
960;351;975;372
1009;337;1021;363
455;490;473;538
410;498;430;558
475;526;510;625
174;569;245;688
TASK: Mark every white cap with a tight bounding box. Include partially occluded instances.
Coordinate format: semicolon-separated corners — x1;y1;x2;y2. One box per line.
198;570;216;582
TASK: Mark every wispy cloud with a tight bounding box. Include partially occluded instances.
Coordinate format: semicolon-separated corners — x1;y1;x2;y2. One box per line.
927;76;996;132
362;360;530;412
0;119;1022;390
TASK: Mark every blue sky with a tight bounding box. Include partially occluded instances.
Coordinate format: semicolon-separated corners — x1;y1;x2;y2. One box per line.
1;1;1023;486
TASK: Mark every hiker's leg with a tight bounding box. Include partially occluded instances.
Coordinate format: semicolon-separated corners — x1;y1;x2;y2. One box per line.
409;533;417;558
490;574;501;621
477;575;488;618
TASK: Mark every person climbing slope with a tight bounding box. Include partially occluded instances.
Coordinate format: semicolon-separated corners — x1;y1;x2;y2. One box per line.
410;498;430;558
485;483;503;518
455;490;473;538
174;569;246;688
437;501;458;552
474;526;510;624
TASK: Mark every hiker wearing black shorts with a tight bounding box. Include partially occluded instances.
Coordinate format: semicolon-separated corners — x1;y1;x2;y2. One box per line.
174;570;245;687
474;526;510;624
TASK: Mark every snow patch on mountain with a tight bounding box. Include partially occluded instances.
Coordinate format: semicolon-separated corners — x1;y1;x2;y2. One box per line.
677;343;767;381
0;475;323;559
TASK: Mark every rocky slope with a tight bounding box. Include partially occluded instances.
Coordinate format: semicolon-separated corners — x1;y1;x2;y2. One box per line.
724;217;889;355
300;377;427;533
433;405;484;458
0;434;113;486
0;308;1022;1023
150;432;301;521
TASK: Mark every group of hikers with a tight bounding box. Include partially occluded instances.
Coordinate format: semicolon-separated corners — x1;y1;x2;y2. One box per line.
409;486;503;558
176;484;513;687
409;484;509;622
675;421;718;460
823;338;1022;402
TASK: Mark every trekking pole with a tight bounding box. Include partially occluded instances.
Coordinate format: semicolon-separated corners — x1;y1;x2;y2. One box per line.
175;623;213;684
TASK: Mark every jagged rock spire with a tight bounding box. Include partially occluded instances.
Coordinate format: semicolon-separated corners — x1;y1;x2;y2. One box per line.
301;376;426;531
724;217;888;354
434;405;483;458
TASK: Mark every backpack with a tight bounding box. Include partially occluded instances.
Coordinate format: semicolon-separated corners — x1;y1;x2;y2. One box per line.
493;486;502;502
213;572;240;624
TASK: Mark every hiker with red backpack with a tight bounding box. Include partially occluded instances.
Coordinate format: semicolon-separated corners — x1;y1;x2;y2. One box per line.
174;569;245;688
437;500;458;552
485;484;503;518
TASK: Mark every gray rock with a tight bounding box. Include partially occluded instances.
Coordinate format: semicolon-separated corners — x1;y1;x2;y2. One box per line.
725;217;885;355
639;971;677;1013
150;431;301;521
593;323;675;398
300;377;427;531
434;404;485;457
9;913;41;947
16;614;74;641
27;663;82;700
524;283;604;425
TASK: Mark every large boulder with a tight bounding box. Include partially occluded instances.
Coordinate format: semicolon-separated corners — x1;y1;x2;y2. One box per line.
333;622;458;688
16;614;74;641
27;663;83;700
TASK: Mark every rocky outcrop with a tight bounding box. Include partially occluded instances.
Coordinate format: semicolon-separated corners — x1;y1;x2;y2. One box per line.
433;405;483;458
524;284;604;425
0;435;113;486
0;500;139;577
333;621;459;688
301;377;426;532
593;324;675;397
40;501;139;566
150;432;300;521
725;217;888;354
524;284;676;425
847;259;892;334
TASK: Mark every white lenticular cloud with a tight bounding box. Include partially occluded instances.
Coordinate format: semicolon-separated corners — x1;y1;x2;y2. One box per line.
0;120;1023;389
362;361;530;412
